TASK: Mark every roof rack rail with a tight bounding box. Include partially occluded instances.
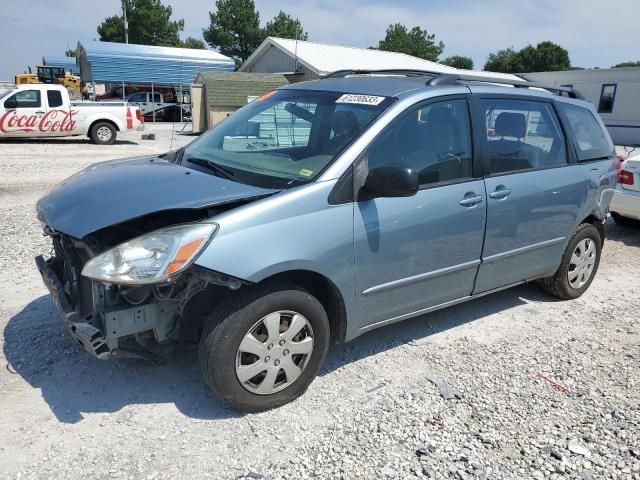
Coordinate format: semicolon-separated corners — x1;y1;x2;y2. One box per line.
323;69;585;100
323;69;441;79
434;72;586;100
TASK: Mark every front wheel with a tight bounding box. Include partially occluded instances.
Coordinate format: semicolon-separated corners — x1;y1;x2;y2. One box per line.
90;121;116;145
199;282;330;412
539;223;602;300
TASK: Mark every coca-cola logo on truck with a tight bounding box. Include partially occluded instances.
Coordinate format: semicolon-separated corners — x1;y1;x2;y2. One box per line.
0;109;78;133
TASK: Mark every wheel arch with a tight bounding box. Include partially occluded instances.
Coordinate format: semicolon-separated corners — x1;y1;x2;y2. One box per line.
88;118;120;135
259;269;348;344
579;214;605;244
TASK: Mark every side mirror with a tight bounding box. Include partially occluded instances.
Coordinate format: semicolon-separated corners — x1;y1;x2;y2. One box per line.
365;165;419;198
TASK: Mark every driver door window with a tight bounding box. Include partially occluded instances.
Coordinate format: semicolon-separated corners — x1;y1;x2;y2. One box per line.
5;90;41;109
367;99;473;186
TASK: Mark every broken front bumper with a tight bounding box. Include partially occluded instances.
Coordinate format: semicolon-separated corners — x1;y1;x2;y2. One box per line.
35;255;111;359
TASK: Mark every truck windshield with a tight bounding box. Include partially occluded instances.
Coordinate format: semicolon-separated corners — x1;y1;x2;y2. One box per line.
182;89;394;188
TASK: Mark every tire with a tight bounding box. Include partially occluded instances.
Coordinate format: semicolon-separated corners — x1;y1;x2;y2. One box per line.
67;87;79;101
199;281;330;412
611;212;639;227
90;121;117;145
539;223;602;300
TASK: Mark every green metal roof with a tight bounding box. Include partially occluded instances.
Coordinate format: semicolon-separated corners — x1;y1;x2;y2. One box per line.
197;72;289;107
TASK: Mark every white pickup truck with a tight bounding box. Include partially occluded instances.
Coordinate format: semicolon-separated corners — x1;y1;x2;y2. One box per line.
0;84;144;144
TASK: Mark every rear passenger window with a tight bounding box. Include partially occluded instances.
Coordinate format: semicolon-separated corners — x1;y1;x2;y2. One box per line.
557;103;613;161
368;99;473;186
481;99;567;175
47;90;63;108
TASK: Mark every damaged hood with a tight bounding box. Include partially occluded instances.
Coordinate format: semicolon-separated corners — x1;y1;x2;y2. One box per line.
36;156;278;238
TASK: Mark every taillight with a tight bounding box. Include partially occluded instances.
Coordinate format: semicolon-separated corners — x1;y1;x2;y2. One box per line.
619;170;634;185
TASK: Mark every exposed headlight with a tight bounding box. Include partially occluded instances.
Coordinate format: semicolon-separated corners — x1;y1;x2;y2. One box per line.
82;223;218;285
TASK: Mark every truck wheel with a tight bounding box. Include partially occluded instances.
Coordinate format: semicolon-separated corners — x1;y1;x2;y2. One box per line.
199;281;330;412
90;122;116;145
539;223;602;300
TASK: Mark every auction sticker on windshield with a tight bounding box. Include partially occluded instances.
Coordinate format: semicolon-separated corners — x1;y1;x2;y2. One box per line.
336;94;386;106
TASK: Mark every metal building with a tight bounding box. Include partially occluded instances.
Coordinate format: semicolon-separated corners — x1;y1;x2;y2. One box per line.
522;68;640;146
76;41;235;85
42;56;80;74
239;37;523;84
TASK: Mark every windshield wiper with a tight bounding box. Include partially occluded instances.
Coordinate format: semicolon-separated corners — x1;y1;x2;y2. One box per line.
186;157;240;181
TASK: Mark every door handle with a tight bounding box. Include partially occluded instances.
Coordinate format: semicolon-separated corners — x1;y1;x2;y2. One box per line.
459;195;484;207
35;111;45;114
489;189;512;199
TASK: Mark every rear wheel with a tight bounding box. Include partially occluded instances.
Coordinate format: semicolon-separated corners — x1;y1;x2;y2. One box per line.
539;223;602;300
90;121;116;145
199;281;330;412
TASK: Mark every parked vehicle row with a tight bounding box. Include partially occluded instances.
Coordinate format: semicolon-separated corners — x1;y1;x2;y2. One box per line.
35;71;618;412
610;153;640;225
0;84;144;144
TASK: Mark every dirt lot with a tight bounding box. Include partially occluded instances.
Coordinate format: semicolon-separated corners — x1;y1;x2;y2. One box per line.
0;126;638;479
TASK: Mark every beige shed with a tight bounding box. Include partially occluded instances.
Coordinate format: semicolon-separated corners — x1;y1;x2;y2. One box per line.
191;72;289;133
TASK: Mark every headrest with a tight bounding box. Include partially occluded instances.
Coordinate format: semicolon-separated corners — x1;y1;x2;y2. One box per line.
332;110;359;136
495;112;526;139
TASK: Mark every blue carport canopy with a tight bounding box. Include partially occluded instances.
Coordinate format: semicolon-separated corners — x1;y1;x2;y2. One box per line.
77;41;235;85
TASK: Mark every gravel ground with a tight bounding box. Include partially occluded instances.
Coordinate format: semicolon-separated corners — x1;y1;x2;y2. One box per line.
0;127;639;479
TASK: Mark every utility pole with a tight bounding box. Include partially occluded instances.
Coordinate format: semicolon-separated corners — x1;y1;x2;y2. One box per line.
123;0;129;44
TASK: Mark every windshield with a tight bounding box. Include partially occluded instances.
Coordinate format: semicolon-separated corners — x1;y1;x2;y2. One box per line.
182;89;394;188
0;88;13;100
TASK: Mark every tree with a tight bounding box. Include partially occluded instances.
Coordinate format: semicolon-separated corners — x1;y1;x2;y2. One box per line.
181;37;207;49
518;41;570;72
264;11;308;40
484;42;570;73
97;0;184;47
483;48;522;73
203;0;263;63
613;61;640;68
65;48;76;58
441;55;473;70
376;24;444;62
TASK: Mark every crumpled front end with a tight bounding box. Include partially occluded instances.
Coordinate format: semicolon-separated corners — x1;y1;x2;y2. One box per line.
36;227;244;361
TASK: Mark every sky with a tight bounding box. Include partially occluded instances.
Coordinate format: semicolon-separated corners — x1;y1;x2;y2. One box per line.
1;0;639;81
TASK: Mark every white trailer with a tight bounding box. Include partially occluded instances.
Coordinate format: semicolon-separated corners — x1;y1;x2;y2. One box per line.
522;68;640;146
0;84;144;144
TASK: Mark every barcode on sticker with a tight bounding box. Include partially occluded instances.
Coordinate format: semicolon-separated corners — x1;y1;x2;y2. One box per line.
336;94;386;106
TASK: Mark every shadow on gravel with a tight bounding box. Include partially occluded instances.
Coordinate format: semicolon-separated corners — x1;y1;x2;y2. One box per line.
604;219;640;247
3;295;240;423
5;283;556;423
321;282;560;376
0;138;137;145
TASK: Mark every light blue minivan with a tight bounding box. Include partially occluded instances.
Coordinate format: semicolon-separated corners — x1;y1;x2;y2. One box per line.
36;71;618;411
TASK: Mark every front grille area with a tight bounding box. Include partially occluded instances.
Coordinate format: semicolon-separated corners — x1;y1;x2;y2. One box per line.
49;233;96;318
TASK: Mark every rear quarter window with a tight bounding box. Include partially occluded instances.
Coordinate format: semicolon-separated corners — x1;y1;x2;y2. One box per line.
557;103;613;161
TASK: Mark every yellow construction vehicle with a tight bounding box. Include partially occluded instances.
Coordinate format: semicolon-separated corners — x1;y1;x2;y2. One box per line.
15;65;82;100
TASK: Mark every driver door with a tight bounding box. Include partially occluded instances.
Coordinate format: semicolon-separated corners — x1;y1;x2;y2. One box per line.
1;89;44;137
355;97;487;330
